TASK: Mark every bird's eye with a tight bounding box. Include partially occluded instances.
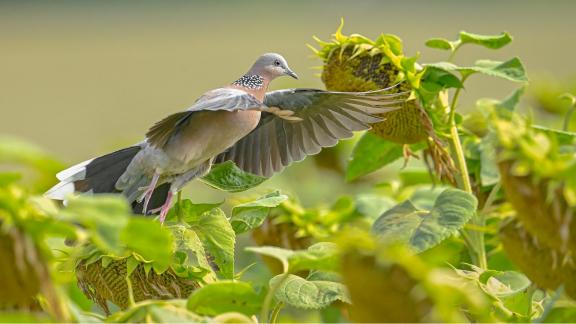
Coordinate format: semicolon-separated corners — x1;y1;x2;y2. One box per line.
274;60;281;66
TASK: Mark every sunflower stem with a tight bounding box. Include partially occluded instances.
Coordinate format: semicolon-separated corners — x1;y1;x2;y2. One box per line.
446;79;487;269
270;302;284;323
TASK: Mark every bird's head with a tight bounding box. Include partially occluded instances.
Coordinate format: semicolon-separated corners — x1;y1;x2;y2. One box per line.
249;53;298;80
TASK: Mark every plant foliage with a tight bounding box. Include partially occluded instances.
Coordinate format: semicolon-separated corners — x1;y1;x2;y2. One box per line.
1;23;576;323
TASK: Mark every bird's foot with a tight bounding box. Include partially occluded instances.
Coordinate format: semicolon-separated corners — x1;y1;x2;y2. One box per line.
158;191;174;224
141;172;160;214
147;206;163;215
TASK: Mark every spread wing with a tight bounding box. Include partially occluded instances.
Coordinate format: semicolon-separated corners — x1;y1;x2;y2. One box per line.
146;88;266;148
214;86;410;177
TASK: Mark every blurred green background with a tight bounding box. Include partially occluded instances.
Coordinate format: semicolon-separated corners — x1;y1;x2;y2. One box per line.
1;0;575;205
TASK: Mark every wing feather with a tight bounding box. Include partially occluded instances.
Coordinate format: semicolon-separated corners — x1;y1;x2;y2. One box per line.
146;88;265;148
214;84;411;177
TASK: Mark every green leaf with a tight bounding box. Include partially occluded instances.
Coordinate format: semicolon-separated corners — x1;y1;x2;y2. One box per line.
409;186;449;210
60;195;130;254
270;274;350;309
425;38;454;51
459;31;512;49
426;57;528;83
0;136;64;189
307;270;343;283
166;199;222;223
246;242;339;273
288;242;340;273
230;191;288;234
355;194;397;221
372;188;477;252
399;169;433;186
169;224;214;280
187;208;235;279
121;218;174;274
425;61;459;72
0;172;21;186
422;67;463;90
187;281;263;316
245;246;293;272
471;58;528;82
481;271;533;319
532;125;576;146
485;271;531;297
346;133;425;181
496;87;525;113
346;133;402;181
201;161;266;192
542;307;576;322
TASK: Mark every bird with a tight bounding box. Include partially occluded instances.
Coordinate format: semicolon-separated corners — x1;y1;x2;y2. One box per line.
45;53;409;222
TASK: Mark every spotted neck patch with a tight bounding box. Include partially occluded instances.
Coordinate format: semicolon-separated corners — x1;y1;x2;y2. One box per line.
232;74;264;89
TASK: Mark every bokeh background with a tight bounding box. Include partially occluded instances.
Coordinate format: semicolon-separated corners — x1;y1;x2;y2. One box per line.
2;0;576;205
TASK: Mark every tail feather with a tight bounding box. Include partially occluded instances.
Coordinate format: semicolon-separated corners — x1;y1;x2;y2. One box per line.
44;180;76;200
56;158;93;181
45;146;142;199
46;145;172;215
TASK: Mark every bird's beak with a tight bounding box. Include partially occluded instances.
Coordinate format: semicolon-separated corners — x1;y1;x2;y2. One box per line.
284;68;298;79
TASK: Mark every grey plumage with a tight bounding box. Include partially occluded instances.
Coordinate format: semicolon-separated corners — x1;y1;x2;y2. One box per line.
214;87;409;177
45;52;410;221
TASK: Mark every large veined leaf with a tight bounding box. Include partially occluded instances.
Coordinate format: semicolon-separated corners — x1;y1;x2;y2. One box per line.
230;191;288;234
425;38;454;51
246;242;339;273
354;194;397;221
408;186;449;210
187;281;263;316
166;199;222;223
458;31;512;49
59;195;130;255
0;136;64;191
471;269;534;320
421;66;464;91
201;161;266;192
169;224;214;281
426;57;528;83
372;188;477;252
346;133;426;181
187;208;236;279
121;218;174;274
270;274;350;310
425;31;511;52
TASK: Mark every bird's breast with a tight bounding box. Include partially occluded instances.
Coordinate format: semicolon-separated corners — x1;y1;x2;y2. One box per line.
163;110;261;169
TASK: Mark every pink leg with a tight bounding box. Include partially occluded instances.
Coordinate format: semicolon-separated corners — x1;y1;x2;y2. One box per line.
159;191;173;224
142;172;160;214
